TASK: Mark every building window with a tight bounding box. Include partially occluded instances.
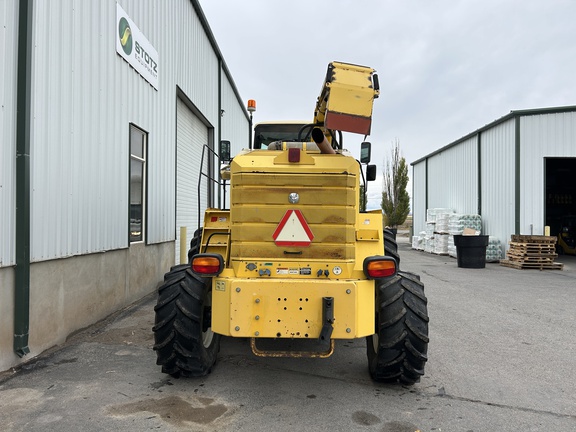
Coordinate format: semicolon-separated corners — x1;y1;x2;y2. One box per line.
130;125;147;243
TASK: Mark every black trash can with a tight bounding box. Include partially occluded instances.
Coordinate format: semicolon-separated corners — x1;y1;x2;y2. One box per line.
453;235;489;268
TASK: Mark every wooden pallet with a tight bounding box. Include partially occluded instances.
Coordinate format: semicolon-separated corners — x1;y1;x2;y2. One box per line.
510;235;557;244
508;242;556;253
506;251;558;261
500;259;564;271
502;235;563;270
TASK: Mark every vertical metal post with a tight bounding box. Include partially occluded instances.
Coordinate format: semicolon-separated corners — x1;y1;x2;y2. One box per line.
515;116;521;235
217;59;222;208
248;112;253;149
477;132;482;216
14;0;33;357
180;227;187;264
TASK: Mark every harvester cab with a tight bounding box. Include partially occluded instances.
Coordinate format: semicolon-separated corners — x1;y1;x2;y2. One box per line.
153;61;429;385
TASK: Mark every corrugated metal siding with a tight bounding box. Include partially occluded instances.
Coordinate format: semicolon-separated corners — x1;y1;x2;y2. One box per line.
169;0;220;119
480;118;516;244
220;70;249;209
221;71;249;154
27;0;242;261
0;0;17;267
411;162;427;235
31;1;131;260
520;112;576;235
117;0;220;245
426;136;478;214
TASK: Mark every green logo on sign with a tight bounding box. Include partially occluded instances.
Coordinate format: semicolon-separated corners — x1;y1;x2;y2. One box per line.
119;17;132;55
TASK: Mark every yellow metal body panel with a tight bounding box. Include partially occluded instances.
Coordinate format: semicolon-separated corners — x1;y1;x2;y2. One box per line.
229;260;362;279
230;150;362;261
230;149;360;173
327;62;378;117
314;62;379;135
201;210;231;260
204;148;384;347
211;277;375;339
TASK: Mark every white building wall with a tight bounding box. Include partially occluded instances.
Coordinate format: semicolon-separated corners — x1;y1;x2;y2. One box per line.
0;0;18;267
31;1;126;260
221;71;249;154
426;136;478;214
480;118;516;245
412;162;427;235
220;71;249;209
519;112;576;235
27;0;243;261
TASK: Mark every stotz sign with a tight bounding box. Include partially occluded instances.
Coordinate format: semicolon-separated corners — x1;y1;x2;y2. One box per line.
116;3;159;90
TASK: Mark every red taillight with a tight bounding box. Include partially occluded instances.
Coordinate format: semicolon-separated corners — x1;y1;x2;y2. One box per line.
191;254;223;275
363;257;397;279
288;147;300;162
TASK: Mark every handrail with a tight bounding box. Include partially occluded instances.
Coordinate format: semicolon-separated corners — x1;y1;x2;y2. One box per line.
197;144;227;230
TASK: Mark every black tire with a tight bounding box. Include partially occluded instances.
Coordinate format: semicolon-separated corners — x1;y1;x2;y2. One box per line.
153;266;220;377
384;228;395;238
384;232;401;267
367;271;429;384
187;228;203;262
164;263;190;281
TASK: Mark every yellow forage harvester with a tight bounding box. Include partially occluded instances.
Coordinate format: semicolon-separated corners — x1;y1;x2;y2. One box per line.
153;61;429;385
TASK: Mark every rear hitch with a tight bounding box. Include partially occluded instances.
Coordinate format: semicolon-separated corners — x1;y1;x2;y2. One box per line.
319;297;334;342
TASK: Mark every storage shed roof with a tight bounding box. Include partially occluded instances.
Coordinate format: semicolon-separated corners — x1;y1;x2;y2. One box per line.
411;105;576;165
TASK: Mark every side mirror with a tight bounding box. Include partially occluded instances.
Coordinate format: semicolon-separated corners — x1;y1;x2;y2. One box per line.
366;165;377;181
219;140;231;162
360;142;371;164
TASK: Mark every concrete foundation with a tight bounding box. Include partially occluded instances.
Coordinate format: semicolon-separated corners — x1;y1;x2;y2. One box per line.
0;242;173;372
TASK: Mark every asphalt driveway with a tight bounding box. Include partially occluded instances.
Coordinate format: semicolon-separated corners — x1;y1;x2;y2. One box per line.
1;237;575;431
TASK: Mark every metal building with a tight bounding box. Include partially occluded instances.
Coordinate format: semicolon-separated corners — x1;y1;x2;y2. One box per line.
1;0;249;371
411;106;576;252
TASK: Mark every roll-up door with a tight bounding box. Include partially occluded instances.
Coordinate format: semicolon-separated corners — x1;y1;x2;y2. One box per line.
176;98;209;263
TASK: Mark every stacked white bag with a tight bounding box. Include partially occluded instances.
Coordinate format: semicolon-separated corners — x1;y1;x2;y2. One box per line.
412;235;424;251
434;234;449;255
413;210;500;262
486;236;502;262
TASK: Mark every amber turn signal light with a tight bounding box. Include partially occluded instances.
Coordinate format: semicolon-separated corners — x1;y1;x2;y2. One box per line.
191;254;224;276
363;256;397;279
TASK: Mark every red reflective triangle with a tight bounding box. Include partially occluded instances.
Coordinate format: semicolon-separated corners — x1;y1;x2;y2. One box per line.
272;210;314;247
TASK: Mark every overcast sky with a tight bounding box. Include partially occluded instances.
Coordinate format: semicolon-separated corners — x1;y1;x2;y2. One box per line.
199;0;576;210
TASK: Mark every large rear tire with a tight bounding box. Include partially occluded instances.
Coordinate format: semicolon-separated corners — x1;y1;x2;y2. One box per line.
367;271;429;384
187;227;203;262
384;230;400;267
153;266;220;377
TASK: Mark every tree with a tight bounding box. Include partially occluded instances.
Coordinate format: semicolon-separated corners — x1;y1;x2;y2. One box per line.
360;185;367;212
381;140;410;228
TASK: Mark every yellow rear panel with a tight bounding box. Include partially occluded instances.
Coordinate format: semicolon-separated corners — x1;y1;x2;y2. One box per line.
212;278;375;338
230;151;359;261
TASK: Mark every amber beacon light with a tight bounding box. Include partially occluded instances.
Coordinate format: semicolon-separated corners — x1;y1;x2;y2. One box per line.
247;99;256;113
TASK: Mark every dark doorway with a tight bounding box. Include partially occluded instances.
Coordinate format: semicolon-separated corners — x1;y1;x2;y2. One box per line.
545;157;576;237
